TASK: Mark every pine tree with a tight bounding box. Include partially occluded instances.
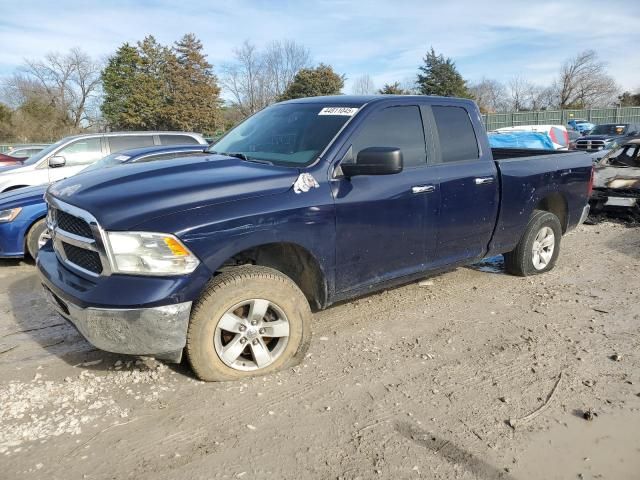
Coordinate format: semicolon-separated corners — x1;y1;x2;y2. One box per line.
378;82;410;95
278;64;344;101
101;43;142;129
166;33;222;134
417;47;471;98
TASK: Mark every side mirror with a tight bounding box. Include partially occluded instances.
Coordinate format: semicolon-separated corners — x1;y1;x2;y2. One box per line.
48;156;66;168
341;147;403;177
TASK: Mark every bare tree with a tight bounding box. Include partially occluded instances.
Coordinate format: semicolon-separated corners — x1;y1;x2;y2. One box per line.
469;78;507;113
507;76;533;111
555;50;619;108
351;74;376;95
19;48;102;128
222;39;311;117
263;40;311;99
527;84;555;111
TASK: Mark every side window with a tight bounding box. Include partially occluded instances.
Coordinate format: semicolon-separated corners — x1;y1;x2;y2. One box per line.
432;106;479;163
349;106;426;167
108;135;155;153
159;135;200;145
57;138;103;166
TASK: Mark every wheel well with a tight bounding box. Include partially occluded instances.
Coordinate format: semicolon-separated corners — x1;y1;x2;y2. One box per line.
536;193;568;233
220;243;327;310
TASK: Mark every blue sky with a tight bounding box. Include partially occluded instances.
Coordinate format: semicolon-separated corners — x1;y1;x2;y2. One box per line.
1;0;639;94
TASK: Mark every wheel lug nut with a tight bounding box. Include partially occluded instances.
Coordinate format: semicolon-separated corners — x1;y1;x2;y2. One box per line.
240;337;247;344
259;328;265;335
239;325;247;332
252;339;258;345
251;320;258;326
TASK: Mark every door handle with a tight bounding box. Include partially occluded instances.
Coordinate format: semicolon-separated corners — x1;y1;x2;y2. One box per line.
474;177;494;185
411;185;436;194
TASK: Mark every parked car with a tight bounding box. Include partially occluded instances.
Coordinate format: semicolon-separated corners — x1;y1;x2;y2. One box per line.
0;144;208;260
589;139;640;212
574;123;640;153
0;132;207;193
0;145;50;166
567;119;595;134
37;95;593;381
494;125;569;150
8;145;49;158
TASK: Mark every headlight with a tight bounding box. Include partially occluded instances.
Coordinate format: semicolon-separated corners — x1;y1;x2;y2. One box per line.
106;231;200;275
0;207;22;223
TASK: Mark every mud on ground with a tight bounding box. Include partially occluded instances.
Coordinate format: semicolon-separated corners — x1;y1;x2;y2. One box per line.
1;221;639;480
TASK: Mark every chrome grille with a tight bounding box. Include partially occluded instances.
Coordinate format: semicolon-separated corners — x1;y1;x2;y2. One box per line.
575;139;606;151
47;198;110;277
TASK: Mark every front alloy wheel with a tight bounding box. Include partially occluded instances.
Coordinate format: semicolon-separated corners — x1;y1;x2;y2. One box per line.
186;265;311;381
214;299;290;371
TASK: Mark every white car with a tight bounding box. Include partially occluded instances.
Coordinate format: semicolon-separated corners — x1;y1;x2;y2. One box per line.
0;132;207;192
494;125;569;150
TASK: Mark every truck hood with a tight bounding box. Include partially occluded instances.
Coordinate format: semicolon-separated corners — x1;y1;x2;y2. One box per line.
47;155;300;230
0;185;47;209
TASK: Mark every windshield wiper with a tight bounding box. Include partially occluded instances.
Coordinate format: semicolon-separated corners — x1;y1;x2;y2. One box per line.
211;151;273;165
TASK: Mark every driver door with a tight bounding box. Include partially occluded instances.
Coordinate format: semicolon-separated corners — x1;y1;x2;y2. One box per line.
332;104;438;293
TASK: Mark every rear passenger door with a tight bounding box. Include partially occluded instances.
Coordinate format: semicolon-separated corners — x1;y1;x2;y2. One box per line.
332;104;438;292
424;103;499;266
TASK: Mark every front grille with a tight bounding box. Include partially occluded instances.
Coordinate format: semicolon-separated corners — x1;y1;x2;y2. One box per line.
62;243;103;274
576;140;605;151
56;209;93;238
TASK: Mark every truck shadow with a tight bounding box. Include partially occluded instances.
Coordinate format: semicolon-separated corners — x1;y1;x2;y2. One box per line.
394;420;514;480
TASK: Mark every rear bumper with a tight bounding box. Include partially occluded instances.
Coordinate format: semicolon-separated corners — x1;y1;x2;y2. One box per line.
579;204;590;224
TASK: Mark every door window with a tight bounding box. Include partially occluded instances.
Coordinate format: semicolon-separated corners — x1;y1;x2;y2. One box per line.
432;106;479;163
57;138;103;166
108;135;155;153
159;135;200;145
349;106;426;167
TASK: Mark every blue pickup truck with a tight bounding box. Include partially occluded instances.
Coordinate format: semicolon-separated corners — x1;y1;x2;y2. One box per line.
37;95;593;381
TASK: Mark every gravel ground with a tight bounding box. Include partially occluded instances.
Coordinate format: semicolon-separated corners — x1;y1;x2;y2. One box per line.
1;220;639;479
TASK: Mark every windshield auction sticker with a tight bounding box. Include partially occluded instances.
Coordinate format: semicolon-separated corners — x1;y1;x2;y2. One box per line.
318;107;359;116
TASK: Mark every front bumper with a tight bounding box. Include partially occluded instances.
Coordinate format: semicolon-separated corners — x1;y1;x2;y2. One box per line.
36;243;211;361
42;284;191;359
579;204;590;224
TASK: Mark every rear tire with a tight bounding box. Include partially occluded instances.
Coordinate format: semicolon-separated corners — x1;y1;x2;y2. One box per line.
26;218;48;260
504;210;562;277
186;265;312;381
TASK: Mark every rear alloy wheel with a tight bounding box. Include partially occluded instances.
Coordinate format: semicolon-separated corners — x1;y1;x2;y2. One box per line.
186;265;311;381
504;210;562;276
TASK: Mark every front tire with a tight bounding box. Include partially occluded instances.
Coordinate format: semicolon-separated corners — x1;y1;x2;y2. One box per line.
504;210;562;277
26;218;49;260
186;265;312;381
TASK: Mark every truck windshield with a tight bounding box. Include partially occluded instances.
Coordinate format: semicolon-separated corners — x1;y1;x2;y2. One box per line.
590;124;628;135
209;103;359;166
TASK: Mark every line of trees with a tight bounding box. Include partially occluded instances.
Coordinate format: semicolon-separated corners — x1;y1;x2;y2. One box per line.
1;36;639;143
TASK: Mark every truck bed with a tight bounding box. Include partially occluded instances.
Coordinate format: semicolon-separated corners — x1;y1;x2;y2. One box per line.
487;149;592;256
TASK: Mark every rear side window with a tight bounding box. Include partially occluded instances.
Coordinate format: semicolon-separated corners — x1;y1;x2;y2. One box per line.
159;135;200;145
350;106;426;167
432;106;479;163
108;135;155;153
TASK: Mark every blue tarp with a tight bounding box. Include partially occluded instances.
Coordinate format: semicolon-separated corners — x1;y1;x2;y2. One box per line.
488;132;555;150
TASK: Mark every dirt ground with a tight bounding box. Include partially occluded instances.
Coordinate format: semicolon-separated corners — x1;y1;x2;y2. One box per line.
1;220;639;480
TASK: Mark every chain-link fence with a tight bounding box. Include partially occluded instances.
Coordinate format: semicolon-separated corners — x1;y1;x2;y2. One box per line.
482;107;640;131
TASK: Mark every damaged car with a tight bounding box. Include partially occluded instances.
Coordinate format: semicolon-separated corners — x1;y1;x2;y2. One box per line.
590;139;640;214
